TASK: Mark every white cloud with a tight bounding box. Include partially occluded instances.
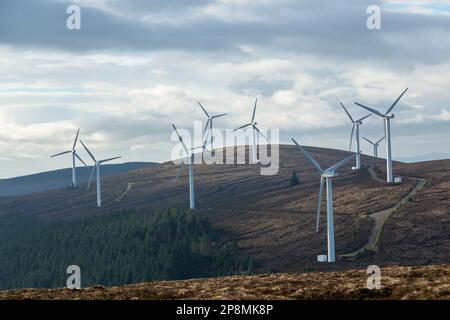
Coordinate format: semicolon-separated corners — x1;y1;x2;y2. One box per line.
1;1;450;177
430;109;450;121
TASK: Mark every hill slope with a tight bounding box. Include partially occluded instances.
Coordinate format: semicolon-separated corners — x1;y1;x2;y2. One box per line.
0;162;157;196
1;264;449;300
0;145;448;275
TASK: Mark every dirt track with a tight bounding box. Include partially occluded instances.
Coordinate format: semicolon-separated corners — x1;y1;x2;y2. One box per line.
340;168;428;259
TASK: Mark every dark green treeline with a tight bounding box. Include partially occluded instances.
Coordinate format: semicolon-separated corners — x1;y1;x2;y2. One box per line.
0;209;256;290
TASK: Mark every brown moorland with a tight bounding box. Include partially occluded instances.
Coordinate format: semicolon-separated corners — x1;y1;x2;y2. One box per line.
0;145;448;274
1;264;449;300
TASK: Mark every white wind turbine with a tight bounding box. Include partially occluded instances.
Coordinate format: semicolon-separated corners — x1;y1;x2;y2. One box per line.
363;136;385;158
197;101;227;151
233;98;267;164
354;88;408;183
172;124;196;209
292;138;357;263
80;140;121;208
340;102;371;170
50;128;87;188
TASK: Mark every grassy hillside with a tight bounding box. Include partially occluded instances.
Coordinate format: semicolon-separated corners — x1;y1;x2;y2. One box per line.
0;145;448;276
1;264;450;300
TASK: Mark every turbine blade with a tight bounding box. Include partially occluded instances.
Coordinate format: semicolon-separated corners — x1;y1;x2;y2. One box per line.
354;102;385;118
72;128;80;150
340;102;354;123
356;113;372;123
233;123;252;132
251;98;257;122
316;177;325;233
291;138;323;173
75;152;88;167
172;124;190;155
362;137;375;145
212;113;227;119
99;156;121;164
349;124;355;151
197;101;209;118
204;119;210;135
87;166;96;190
50;150;71;158
254;126;267;141
327;153;358;172
79;140;96;162
385;87;408;115
376;136;385;144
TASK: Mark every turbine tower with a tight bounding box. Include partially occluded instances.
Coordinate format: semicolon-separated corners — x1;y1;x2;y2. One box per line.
292;138;357;263
172;124;196;209
233;98;267;164
80;140;121;208
50;128;87;188
363;136;385;158
340;102;371;170
197;101;227;151
354;88;408;183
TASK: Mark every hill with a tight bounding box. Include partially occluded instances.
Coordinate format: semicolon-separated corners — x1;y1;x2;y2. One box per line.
0;162;157;196
1;264;449;300
0;144;448;286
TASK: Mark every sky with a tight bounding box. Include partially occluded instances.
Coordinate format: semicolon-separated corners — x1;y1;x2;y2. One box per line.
0;0;450;178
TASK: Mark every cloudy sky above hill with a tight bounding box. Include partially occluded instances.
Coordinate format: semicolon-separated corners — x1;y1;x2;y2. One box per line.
0;0;449;177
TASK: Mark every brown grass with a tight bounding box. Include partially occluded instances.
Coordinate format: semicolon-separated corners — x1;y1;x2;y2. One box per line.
2;264;450;300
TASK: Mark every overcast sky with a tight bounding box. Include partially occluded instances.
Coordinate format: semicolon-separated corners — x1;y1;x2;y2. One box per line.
0;0;450;178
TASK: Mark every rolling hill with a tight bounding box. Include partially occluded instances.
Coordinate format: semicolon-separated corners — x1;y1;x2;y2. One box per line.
0;162;157;196
0;144;448;280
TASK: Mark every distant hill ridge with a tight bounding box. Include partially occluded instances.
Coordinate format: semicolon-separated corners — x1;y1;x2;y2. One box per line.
0;162;157;197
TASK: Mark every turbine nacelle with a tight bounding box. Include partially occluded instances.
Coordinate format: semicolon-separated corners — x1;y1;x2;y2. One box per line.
322;171;338;178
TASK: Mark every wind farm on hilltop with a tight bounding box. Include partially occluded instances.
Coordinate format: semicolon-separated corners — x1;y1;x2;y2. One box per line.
2;0;450;309
0;81;450;297
1;86;450;301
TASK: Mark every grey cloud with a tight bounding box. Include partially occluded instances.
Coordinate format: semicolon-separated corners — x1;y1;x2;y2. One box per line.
1;0;450;69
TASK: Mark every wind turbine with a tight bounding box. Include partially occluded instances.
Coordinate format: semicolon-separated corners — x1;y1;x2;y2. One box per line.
354;88;408;183
233;98;267;163
292;138;357;263
79;140;121;208
363;136;385;158
197;101;227;151
172;124;196;209
50;128;87;188
340;102;371;170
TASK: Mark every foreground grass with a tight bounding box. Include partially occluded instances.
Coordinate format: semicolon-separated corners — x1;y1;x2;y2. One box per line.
1;264;450;300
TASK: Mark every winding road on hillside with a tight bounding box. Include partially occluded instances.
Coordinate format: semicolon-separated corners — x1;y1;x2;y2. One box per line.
114;183;135;202
340;167;427;259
